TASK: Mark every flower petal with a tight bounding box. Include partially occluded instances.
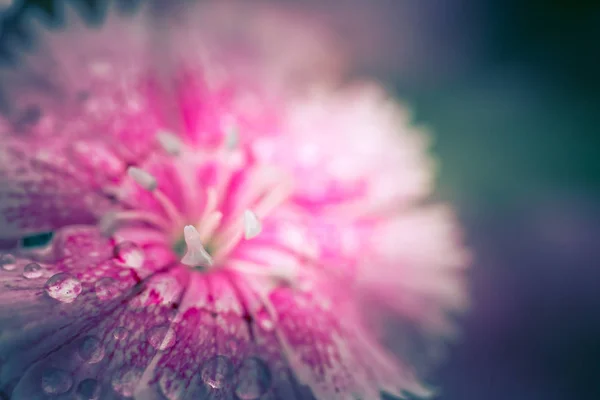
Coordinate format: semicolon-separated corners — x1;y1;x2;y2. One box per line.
0;4;167;238
253;84;433;212
0;137;123;238
0;225;179;398
269;279;431;400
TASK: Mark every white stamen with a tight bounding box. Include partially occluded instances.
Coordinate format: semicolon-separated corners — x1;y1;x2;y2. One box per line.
99;212;120;236
225;125;239;149
181;225;213;267
244;210;262;239
156;131;183;156
127;166;157;191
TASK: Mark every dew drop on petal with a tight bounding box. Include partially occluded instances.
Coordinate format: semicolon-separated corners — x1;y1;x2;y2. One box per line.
113;327;129;340
41;367;73;395
111;367;143;397
0;254;17;271
114;241;144;269
235;358;272;400
23;262;43;279
94;277;121;301
201;356;234;389
45;273;82;303
147;325;177;350
78;336;105;364
76;378;101;400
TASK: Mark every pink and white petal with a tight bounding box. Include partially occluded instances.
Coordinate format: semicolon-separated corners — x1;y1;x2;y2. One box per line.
268;278;431;400
253;84;434;212
5;266;185;399
155;1;344;96
357;205;471;336
135;271;313;400
0;226;179;397
0;136;124;238
7;267;188;400
0;4;177;240
1;2;169;153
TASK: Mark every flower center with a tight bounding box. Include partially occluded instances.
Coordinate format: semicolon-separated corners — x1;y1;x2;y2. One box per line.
99;130;293;275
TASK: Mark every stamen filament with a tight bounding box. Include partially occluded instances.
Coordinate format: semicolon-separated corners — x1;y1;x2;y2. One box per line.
211;230;243;264
198;187;218;224
229;260;297;286
127;166;185;228
99;210;170;235
253;181;294;219
153;189;185;227
198;211;223;243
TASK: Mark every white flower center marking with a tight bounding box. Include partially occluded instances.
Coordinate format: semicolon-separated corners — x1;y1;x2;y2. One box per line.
243;210;262;240
181;225;213;268
156;131;183;156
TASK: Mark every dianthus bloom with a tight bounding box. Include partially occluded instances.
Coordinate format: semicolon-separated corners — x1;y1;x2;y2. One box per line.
0;2;469;399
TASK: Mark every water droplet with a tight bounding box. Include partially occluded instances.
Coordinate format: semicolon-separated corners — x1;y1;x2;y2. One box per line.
76;378;101;400
235;358;272;400
113;327;129;340
23;262;43;279
94;277;121;300
0;254;16;271
114;241;144;269
159;371;185;400
147;325;176;350
78;336;105;364
41;367;73;395
111;367;143;397
201;356;233;389
45;273;82;303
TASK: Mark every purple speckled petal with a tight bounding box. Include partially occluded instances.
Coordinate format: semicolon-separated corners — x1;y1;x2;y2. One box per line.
135;272;315;400
0;137;124;239
0;5;169;239
0;226;179;398
268;279;432;400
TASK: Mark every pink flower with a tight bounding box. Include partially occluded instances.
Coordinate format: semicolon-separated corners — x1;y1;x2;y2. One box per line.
0;2;469;399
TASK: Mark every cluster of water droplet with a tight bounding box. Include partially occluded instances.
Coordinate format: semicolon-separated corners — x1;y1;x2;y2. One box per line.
5;239;274;399
155;355;273;400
